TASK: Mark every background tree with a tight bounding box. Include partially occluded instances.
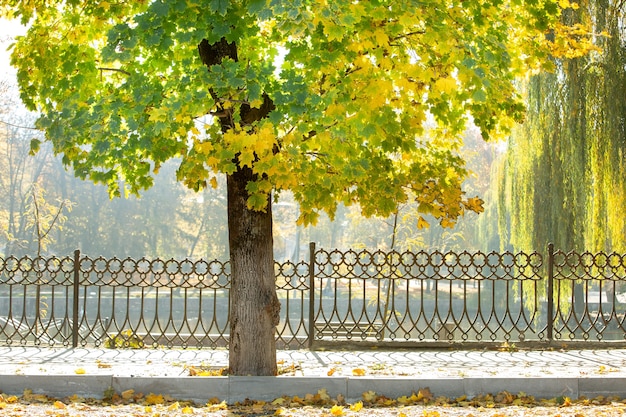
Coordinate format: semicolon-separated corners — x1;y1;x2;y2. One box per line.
3;0;564;375
0;87;60;256
498;0;625;253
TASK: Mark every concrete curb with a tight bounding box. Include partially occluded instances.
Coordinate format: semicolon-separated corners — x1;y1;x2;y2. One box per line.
2;375;626;404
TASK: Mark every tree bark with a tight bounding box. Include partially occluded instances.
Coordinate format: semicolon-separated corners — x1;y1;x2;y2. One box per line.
198;36;279;376
227;166;280;376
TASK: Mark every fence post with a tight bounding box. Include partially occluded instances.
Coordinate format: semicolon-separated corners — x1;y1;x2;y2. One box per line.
72;249;80;348
547;243;554;342
307;242;316;349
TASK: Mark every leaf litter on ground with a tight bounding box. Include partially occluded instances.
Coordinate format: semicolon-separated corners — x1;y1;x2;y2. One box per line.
2;387;626;416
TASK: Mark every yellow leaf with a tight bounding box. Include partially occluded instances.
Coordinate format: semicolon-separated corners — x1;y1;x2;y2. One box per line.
325;103;345;117
272;397;286;405
168;401;180;411
349;401;363;411
53;401;66;409
330;404;345;416
145;393;165;405
74;368;86;374
416;387;434;402
362;391;377;402
441;218;456;228
121;389;135;400
434;77;457;95
352;368;366;376
0;402;6;409
317;388;331;401
397;395;410;404
417;216;430;229
195;141;214;154
148;107;169;123
373;29;389;46
327;367;338;376
464;197;485;214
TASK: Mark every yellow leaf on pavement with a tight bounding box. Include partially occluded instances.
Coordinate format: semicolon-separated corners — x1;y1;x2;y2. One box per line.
350;401;363;411
330;404;345;416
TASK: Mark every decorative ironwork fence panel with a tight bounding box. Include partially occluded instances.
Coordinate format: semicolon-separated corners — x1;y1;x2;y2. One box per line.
0;252;310;349
550;246;626;341
0;255;76;346
1;243;626;349
311;247;545;344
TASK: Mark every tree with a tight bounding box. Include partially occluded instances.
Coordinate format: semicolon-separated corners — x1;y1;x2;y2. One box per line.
498;0;625;253
2;0;563;375
0;86;60;256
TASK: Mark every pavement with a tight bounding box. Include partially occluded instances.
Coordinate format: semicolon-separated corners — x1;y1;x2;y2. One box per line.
1;346;626;404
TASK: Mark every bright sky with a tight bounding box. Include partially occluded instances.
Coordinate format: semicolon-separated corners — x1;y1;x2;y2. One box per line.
0;18;26;81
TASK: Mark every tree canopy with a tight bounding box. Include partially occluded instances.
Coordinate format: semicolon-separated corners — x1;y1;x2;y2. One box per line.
2;0;565;228
2;0;571;375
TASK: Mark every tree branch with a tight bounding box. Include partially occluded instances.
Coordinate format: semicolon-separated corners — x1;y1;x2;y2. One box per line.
0;119;38;130
98;67;130;76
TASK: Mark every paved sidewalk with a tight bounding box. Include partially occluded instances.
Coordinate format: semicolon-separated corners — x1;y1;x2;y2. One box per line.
1;346;626;403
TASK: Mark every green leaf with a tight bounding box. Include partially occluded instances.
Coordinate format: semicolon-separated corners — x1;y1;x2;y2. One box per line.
29;138;41;156
209;0;229;15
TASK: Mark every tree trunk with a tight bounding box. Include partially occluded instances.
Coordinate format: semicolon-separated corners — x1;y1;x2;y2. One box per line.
227;165;280;376
198;36;279;376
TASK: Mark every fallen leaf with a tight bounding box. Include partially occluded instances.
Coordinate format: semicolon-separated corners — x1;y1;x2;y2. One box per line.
330;404;344;415
272;397;286;406
121;389;135;401
145;393;165;405
74;368;86;374
416;387;434;402
362;391;377;402
352;368;366;376
350;401;363;411
318;388;330;401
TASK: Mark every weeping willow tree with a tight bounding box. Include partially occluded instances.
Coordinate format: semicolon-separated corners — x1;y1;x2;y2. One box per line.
500;0;625;253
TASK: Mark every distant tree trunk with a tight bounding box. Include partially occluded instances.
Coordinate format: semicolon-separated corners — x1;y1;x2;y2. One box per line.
227;166;280;375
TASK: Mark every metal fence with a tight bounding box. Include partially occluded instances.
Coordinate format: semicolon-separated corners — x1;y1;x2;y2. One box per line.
1;243;625;349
